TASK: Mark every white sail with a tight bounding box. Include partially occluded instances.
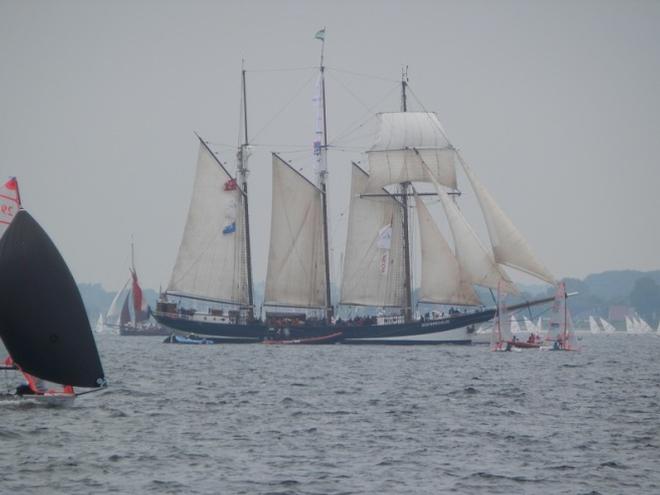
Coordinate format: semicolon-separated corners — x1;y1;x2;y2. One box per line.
599;317;616;334
415;195;480;306
95;314;105;334
340;164;406;307
491;282;513;350
546;282;578;350
589;315;601;334
167;141;249;305
625;316;634;333
510;316;522;334
430;172;515;292
365;112;457;192
105;278;131;327
459;156;555;284
264;154;327;309
638;317;652;333
523;316;538;334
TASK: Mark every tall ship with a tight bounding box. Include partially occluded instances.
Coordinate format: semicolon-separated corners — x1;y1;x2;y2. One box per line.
154;34;556;343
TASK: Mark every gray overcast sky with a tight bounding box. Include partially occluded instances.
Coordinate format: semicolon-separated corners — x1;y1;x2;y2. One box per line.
1;0;659;292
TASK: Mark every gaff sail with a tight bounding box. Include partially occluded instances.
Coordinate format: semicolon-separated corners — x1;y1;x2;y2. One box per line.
0;210;106;388
130;268;149;322
264;154;327;309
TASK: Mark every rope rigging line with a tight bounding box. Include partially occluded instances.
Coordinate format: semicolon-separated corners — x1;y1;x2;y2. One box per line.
245;66;317;73
326;79;400;147
250;71;319;143
326;66;399;83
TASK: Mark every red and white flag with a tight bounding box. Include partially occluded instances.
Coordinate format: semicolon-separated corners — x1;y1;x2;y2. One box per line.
0;177;20;237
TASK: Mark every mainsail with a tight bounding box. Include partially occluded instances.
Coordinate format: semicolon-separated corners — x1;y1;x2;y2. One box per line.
0;210;105;388
340;164;405;307
365;112;457;192
167;138;249;305
459;156;555;284
264;154;327;308
414;194;480;305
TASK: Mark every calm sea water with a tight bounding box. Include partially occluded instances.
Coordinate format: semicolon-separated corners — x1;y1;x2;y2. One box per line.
1;333;659;494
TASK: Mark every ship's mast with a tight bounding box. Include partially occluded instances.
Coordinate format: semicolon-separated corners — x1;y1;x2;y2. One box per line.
130;235;136;274
237;61;255;317
317;29;333;322
400;69;413;322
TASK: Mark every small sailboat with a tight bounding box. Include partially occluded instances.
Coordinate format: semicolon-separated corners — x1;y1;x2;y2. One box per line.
490;283;517;351
542;282;579;351
637;317;653;334
589;316;601;334
119;242;169;336
599;317;616;334
0;188;106;404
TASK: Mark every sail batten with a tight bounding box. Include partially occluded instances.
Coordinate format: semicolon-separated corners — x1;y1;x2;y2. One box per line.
415;195;481;306
365;112;457;192
167;139;249;306
340;164;406;308
264;154;327;309
458;155;555;284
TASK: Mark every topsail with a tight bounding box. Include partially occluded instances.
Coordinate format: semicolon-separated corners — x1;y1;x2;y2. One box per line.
365;112;457;192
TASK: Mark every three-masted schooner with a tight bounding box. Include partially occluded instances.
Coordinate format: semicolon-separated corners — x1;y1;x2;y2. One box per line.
154;36;557;344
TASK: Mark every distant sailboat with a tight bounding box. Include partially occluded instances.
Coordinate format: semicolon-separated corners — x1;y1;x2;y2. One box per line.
118;242;169;336
0;197;106;403
589;316;601;334
490;283;517;351
599;317;616;334
637;317;653;334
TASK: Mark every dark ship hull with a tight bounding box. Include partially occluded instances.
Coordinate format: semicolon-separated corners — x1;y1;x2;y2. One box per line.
154;308;496;345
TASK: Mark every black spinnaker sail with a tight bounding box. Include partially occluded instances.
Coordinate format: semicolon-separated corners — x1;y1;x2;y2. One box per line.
0;209;105;388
